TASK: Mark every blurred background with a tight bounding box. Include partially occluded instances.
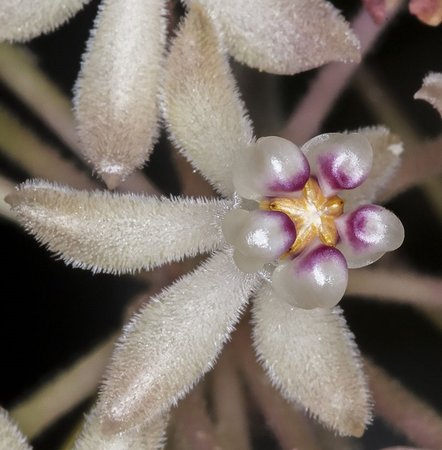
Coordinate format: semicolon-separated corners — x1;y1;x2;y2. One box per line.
0;1;441;448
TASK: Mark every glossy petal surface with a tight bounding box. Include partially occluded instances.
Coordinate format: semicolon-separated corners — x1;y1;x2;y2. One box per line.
99;249;261;430
252;283;371;436
223;209;296;272
336;205;405;268
186;0;360;74
233;136;309;200
302;133;373;197
272;245;348;309
74;0;166;187
341;127;403;208
162;5;253;197
0;0;89;42
6;180;231;274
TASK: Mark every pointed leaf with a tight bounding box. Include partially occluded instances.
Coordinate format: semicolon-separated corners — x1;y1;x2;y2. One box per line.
74;409;168;450
6;180;231;273
162;6;254;197
0;408;31;450
74;0;166;188
0;0;90;42
252;283;371;437
99;249;261;431
415;72;442;118
340;127;403;207
186;0;360;75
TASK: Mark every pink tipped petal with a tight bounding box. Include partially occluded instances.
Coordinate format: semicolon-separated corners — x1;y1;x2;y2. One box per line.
302;133;373;196
233;136;310;200
336;205;405;269
223;209;296;272
272;245;348;309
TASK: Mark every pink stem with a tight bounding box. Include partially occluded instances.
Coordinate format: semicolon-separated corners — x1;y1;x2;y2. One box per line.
171;384;221;450
347;268;442;309
282;7;399;144
366;360;442;449
234;325;321;450
211;346;251;450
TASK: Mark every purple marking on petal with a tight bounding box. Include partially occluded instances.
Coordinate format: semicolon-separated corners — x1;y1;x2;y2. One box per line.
267;155;310;193
318;152;367;190
345;204;383;251
297;245;347;273
261;210;297;250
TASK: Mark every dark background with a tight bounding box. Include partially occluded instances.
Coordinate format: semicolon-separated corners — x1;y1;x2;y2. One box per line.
0;1;441;448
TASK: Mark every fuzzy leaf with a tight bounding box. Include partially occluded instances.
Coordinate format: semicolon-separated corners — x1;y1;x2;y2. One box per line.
0;0;90;42
252;283;371;437
186;0;360;75
0;408;31;450
340;126;403;208
415;72;442;118
99;248;261;431
74;0;166;188
74;409;168;450
162;6;254;197
6;180;231;274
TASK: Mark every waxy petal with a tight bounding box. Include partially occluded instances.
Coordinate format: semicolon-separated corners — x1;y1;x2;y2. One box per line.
233;136;310;200
302;133;373;197
252;283;371;437
222;209;296;272
162;6;253;197
187;0;360;75
272;245;348;309
340;127;403;208
74;409;168;450
6;180;231;274
336;205;405;269
0;408;31;450
409;0;442;26
99;249;261;430
415;72;442;118
0;0;89;42
74;0;166;188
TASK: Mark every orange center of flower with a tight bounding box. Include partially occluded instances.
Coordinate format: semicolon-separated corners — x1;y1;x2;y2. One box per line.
260;177;344;255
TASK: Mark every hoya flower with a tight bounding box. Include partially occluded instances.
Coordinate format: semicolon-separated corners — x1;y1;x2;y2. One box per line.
6;7;404;442
0;0;360;187
223;133;404;309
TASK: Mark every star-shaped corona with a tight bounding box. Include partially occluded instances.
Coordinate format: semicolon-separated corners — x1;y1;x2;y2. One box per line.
260;177;344;255
222;134;404;309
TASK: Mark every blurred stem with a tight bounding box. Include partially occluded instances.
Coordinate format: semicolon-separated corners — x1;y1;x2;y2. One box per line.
282;5;402;144
353;67;442;221
234;324;321;450
347;268;442;309
0;44;79;151
171;384;221;450
366;360;442;449
11;334;117;440
211;346;251;450
0;44;158;195
0;105;95;189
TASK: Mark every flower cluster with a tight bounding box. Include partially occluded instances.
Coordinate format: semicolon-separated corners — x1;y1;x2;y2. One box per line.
4;6;406;444
223;134;404;309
